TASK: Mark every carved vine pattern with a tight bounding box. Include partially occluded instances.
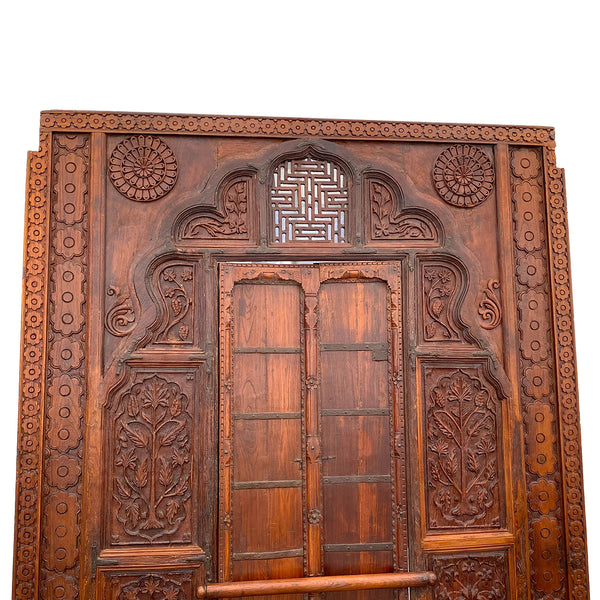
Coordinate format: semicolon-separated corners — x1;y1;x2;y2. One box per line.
432;554;508;600
156;264;194;343
181;176;250;238
369;178;436;240
113;375;192;542
423;265;460;341
426;369;500;528
106;285;136;337
478;279;502;330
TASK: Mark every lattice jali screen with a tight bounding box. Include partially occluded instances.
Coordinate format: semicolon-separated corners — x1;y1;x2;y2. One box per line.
270;154;349;243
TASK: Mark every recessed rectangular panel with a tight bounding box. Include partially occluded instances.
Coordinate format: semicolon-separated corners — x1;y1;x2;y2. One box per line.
234;353;301;414
322;482;393;545
232;488;303;553
233;283;301;348
321;415;391;477
320;351;388;410
319;281;387;344
234;418;302;482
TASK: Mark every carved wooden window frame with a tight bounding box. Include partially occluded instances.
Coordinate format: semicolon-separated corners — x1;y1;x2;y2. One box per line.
14;112;588;600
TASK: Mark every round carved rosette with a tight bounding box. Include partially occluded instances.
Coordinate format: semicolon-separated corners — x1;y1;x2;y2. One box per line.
433;145;494;207
109;135;178;201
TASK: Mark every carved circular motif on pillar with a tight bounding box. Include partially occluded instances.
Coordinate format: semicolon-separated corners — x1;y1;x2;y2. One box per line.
433;145;494;207
109;135;178;201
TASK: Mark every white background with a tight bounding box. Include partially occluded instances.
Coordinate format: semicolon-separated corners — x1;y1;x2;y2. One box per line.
1;1;598;597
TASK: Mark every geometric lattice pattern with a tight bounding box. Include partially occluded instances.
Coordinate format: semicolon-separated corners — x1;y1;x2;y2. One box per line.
271;154;348;243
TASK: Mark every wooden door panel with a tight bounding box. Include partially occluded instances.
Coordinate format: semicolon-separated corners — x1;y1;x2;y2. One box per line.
226;280;304;594
14;113;587;600
219;263;406;600
321;353;388;410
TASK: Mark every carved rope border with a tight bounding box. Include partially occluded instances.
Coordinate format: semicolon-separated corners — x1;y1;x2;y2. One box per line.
15;133;51;600
39;111;554;146
544;147;588;600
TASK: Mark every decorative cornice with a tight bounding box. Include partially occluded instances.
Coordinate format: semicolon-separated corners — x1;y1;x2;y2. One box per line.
40;111;555;146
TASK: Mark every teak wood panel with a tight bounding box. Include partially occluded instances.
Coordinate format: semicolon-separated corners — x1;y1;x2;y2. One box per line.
13;112;588;600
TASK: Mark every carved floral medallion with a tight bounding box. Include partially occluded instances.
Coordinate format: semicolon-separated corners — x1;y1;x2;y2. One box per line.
433;145;494;207
109;135;178;202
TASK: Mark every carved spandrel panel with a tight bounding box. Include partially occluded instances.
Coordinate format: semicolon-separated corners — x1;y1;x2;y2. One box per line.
13;113;587;600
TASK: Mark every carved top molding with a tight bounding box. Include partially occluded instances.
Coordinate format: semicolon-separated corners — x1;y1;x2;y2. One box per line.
39;111;555;146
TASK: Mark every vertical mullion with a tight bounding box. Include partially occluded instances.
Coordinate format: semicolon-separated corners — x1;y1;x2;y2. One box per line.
389;263;408;598
218;266;234;582
303;269;323;578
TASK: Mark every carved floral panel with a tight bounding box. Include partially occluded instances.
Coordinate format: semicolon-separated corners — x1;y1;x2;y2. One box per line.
423;365;503;530
430;552;509;600
101;570;195;600
108;373;196;545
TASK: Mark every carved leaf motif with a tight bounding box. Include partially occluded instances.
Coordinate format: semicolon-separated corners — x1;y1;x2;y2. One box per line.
158;421;185;447
431;299;444;318
127;393;140;417
165;500;179;525
123;423;149;448
106;286;136;337
135;459;148;489
478;279;502;330
158;458;173;487
124;501;140;527
116;448;137;471
433;412;456;440
467;450;479;473
172;474;190;496
116;479;132;499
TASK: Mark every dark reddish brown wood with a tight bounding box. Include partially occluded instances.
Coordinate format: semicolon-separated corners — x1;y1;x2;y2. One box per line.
13;112;588;600
197;571;437;598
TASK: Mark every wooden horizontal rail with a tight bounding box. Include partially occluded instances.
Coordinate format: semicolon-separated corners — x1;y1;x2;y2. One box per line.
197;571;437;598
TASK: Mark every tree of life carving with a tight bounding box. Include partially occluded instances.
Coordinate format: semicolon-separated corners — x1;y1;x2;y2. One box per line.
112;376;192;542
426;369;500;528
